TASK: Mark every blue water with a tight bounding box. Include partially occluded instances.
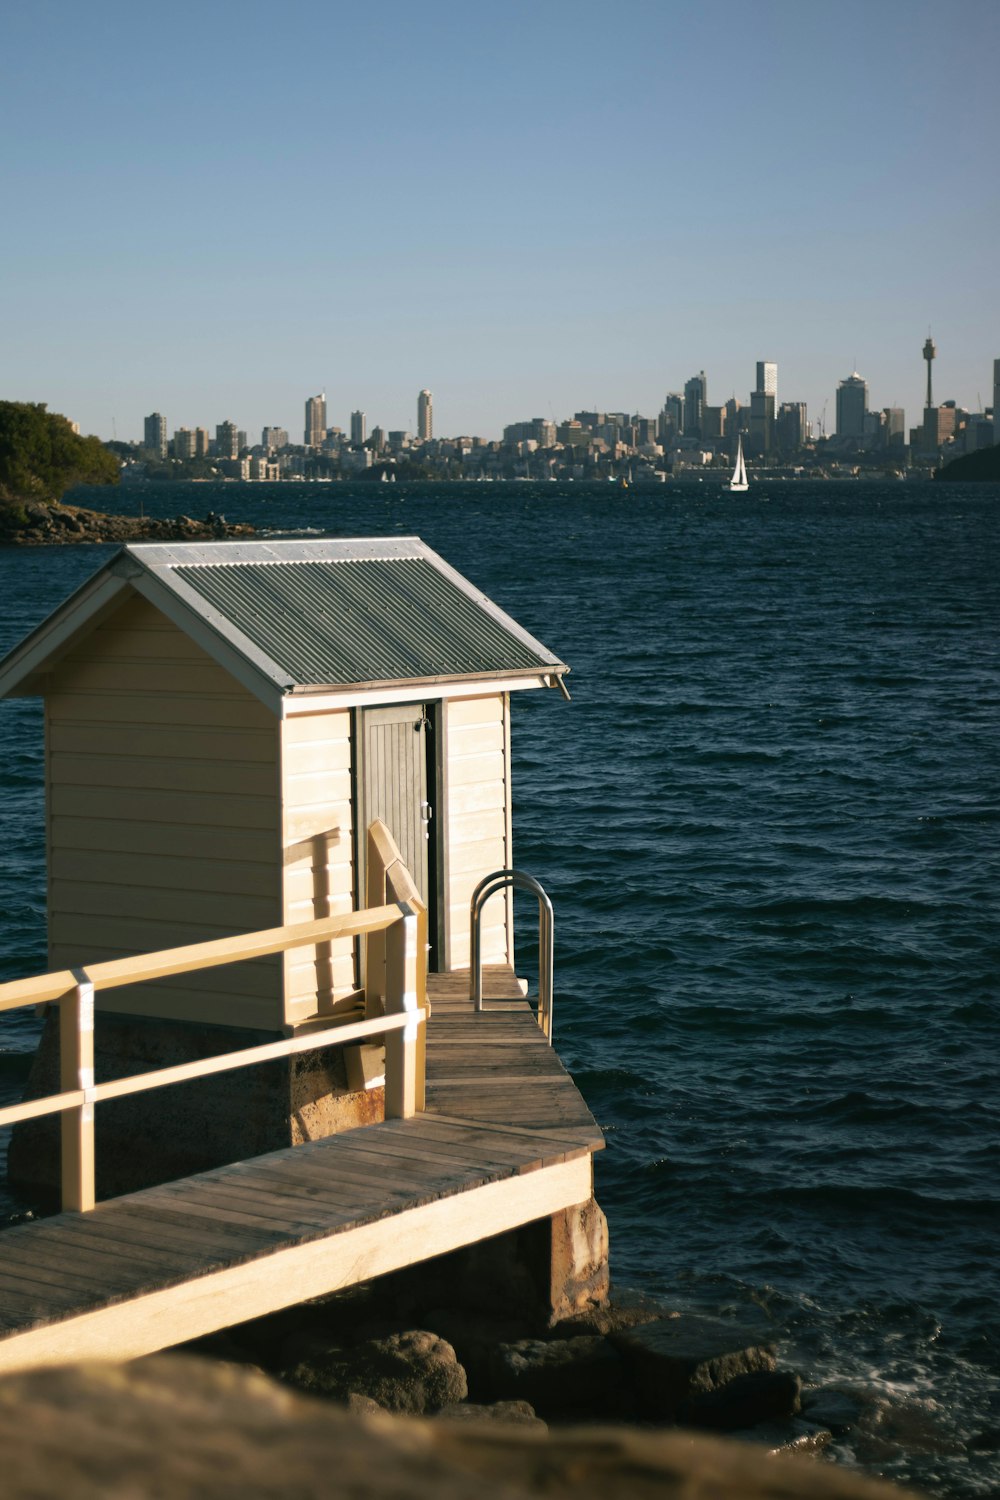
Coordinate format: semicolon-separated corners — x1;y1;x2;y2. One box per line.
1;480;998;1495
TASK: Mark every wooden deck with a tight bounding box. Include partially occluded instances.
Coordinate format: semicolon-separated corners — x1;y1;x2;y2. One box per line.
0;967;603;1372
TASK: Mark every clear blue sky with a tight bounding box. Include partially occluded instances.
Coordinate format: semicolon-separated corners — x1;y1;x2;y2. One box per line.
2;0;997;443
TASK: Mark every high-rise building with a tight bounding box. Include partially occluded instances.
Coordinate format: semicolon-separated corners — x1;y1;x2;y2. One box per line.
882;408;906;450
350;410;367;446
993;358;1000;444
836;373;868;440
418;389;433;441
216;421;239;460
143;412;167;457
776;402;808;452
304;393;327;448
194;428;210;458
173;427;196;460
262;426;289;452
749;391;775;454
683;372;707;439
756;361;778;407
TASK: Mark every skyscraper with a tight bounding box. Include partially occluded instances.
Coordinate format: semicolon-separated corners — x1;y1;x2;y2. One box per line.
418;389;433;441
304;393;327;448
143;412;167;457
993;358;1000;444
350;410;367;446
836;373;868;440
683;372;707;439
215;421;239;460
756;361;778;407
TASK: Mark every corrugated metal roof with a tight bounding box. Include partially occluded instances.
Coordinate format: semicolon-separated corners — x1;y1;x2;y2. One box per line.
172;555;552;686
0;537;567;703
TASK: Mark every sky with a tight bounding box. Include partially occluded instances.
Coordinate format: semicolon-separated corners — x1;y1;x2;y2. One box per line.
2;0;998;444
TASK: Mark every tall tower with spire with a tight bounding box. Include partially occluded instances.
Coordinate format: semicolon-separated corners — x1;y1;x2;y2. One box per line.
923;337;936;410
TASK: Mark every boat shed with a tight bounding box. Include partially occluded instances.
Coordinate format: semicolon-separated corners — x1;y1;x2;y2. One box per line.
0;537;569;1038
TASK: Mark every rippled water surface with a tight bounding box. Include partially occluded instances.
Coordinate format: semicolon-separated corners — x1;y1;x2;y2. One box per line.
1;480;997;1496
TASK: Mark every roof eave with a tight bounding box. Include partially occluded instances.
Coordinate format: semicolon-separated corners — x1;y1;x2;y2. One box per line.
286;661;570;698
0;561;132;699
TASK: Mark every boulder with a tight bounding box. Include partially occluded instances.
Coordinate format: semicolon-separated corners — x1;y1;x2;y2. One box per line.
611;1315;776;1421
435;1401;546;1429
800;1387;867;1436
283;1329;467;1414
0;1356;928;1499
682;1371;802;1430
488;1336;630;1421
417;1311;537;1399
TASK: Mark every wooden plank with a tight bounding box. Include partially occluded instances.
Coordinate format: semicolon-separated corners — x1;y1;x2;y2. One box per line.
282;711;352;746
52;659;246;697
49;817;276;864
51;849;280;901
0;905;397;1008
447;695;502;728
50;753;277;798
146;1182;340;1236
0;1156;593;1371
424;1108;605;1150
47;691;274;731
49;722;277;763
0;1221;210;1285
50;785;278;832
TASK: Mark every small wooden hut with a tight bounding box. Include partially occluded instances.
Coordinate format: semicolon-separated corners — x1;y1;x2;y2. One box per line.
0;537;569;1192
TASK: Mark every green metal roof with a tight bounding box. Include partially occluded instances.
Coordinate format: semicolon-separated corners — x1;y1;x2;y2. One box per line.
172;553;553;687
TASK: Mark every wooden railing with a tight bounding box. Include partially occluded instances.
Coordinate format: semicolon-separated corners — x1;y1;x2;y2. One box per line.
0;821;426;1214
364;819;428;1113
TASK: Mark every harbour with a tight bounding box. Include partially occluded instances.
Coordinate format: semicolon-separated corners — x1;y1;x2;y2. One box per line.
0;479;997;1497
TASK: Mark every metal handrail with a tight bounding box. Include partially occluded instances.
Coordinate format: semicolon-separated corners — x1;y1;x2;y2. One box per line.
469;869;554;1042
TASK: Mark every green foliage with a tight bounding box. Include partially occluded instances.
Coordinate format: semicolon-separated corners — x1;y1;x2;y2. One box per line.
0;401;119;503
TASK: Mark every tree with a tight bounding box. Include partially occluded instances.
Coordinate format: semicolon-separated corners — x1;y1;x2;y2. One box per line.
0;402;119;503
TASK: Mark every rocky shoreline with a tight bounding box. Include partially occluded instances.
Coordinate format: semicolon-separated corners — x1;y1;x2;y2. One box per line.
178;1270;868;1465
0;498;254;545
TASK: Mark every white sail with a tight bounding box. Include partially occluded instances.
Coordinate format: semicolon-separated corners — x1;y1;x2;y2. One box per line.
728;436;749;491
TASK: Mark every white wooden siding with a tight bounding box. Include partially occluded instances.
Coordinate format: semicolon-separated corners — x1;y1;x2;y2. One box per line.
46;596;283;1031
445;694;512;967
279;710;356;1027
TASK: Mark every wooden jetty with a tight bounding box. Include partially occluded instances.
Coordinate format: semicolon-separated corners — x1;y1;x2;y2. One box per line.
0;834;602;1374
0;538;602;1373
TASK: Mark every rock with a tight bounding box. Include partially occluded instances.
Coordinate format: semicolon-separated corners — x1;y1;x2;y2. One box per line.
283;1329;468;1414
682;1371;802;1431
488;1336;630;1421
550;1290;675;1339
435;1401;546;1429
730;1420;834;1457
0;1355;928;1499
3;498;256;546
417;1311;538;1399
801;1387;867;1436
345;1392;386;1416
610;1315;776;1422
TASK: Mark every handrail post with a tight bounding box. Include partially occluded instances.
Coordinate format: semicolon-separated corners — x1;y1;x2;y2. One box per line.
384;903;421;1119
60;975;95;1212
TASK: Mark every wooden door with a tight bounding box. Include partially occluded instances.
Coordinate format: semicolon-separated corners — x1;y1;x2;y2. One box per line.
359;703;432;907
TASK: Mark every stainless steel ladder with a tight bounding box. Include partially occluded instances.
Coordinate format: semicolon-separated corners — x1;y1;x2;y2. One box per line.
469;870;554;1042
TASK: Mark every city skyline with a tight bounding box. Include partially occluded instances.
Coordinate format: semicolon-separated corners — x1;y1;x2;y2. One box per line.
1;0;997;442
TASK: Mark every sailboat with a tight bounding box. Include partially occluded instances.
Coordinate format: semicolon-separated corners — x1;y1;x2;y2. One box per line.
728;435;749;493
